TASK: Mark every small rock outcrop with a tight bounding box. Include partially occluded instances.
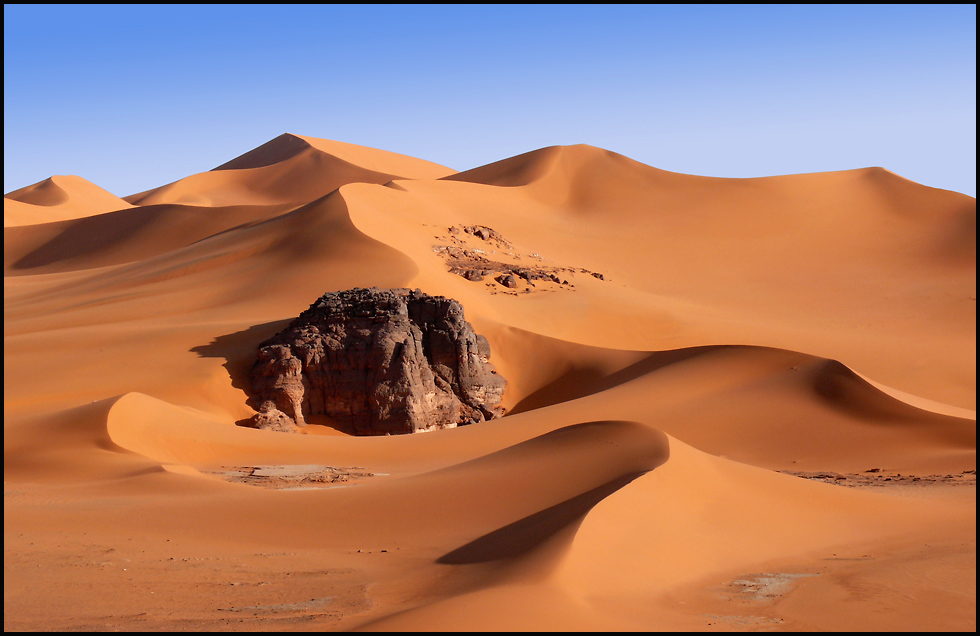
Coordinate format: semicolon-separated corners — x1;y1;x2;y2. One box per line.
431;224;606;293
250;401;301;433
248;288;506;435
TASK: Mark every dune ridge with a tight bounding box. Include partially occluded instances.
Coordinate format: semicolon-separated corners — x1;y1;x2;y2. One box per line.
123;133;455;208
4;134;975;632
4;174;134;227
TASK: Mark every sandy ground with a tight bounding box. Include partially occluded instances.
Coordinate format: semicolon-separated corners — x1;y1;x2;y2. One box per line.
4;133;975;631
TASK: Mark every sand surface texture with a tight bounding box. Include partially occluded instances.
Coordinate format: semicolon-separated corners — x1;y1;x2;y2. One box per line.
4;134;975;631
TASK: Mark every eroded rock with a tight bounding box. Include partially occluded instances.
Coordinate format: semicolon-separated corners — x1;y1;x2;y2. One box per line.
248;288;506;435
249;401;302;433
433;225;602;291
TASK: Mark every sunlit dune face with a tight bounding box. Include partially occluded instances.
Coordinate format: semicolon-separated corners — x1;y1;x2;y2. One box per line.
4;135;975;632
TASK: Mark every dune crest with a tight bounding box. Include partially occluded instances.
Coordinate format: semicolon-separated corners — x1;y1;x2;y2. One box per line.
4;174;133;226
6;175;74;206
4;134;974;632
443;143;705;209
124;133;455;208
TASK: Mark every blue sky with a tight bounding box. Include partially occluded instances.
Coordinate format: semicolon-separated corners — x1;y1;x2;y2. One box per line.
4;4;976;197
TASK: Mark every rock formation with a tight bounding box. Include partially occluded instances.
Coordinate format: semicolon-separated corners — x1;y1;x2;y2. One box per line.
432;224;606;292
250;401;301;434
248;288;507;435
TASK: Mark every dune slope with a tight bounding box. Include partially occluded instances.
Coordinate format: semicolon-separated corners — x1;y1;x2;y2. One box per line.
124;133;455;207
3;136;975;632
4;174;134;227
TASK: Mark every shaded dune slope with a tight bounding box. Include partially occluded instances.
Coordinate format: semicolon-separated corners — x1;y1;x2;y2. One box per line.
3;190;419;331
4;201;295;274
11;330;965;486
96;394;669;557
2;133;457;276
350;429;974;632
3;136;975;632
506;341;975;473
344;145;975;408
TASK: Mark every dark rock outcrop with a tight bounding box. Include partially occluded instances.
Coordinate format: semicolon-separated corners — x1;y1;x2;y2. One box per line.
248;288;506;435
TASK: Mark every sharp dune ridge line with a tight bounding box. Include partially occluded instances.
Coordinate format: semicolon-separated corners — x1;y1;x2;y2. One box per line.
3;134;975;632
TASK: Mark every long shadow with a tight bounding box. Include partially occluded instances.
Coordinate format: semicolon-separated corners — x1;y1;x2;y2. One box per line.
190;320;292;419
9;203;287;273
437;472;643;565
508;344;730;415
810;359;978;434
11;206;161;271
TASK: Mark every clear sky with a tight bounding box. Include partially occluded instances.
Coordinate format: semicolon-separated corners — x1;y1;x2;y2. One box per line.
4;4;976;197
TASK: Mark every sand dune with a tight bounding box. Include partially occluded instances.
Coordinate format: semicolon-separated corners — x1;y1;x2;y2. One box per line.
4;135;975;632
123;133;455;207
4;201;297;274
343;149;976;408
4;174;134;227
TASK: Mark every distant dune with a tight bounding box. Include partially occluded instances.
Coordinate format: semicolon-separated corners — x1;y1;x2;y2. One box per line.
4;134;975;632
123;133;455;207
4;174;133;226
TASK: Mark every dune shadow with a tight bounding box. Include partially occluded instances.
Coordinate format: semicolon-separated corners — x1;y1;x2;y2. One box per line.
211;133;310;171
810;360;977;437
437;473;642;565
8;203;275;273
190;320;292;419
11;206;157;271
508;345;728;415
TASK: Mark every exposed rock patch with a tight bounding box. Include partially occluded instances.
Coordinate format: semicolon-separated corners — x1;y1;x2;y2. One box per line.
432;224;606;294
250;402;302;433
780;469;976;488
458;224;513;248
247;288;506;435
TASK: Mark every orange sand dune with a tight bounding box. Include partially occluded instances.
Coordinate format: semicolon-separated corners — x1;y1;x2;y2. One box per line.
4;136;975;632
3;201;298;275
342;148;975;408
4;174;133;227
124;133;455;208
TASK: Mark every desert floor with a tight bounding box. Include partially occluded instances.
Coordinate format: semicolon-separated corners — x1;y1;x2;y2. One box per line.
4;134;975;631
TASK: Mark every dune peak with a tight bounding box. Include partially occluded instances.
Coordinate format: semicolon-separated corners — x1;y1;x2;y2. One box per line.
211;132;455;179
211;133;314;171
6;174;90;206
4;174;134;226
